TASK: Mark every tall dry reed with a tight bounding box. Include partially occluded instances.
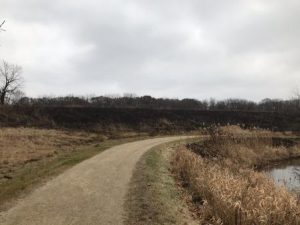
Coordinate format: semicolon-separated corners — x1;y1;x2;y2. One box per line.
173;147;300;225
203;125;297;167
173;126;300;224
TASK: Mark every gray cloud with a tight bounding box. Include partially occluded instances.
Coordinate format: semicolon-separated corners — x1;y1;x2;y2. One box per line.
1;0;299;101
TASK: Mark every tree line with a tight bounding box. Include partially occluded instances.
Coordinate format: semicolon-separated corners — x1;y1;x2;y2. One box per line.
0;57;299;114
14;95;300;114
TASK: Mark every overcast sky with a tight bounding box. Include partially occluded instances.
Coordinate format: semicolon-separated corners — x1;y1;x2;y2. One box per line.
1;0;300;101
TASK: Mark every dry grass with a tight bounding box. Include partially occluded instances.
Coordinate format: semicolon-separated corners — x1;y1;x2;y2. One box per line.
0;127;148;211
203;125;300;167
0;128;101;169
173;147;300;225
125;142;199;225
173;126;300;225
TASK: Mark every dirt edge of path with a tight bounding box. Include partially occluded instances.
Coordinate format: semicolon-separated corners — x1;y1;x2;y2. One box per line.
124;140;199;225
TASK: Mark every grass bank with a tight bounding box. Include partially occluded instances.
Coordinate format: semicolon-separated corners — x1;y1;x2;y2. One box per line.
124;141;198;225
172;126;300;225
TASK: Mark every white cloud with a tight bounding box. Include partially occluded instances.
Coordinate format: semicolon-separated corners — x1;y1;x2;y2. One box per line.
1;0;300;100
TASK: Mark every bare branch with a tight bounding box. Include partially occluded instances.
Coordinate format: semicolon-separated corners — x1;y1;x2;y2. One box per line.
0;20;5;31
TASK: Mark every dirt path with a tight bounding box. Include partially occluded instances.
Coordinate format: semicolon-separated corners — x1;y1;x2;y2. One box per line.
0;136;189;225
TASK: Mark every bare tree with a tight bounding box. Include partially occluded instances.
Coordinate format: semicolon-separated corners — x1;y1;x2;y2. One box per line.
0;61;23;105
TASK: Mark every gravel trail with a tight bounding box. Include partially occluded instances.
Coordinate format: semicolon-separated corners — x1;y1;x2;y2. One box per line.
0;136;188;225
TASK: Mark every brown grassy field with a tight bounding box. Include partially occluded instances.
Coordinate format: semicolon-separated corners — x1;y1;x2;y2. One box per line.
0;127;146;211
0;128;101;177
173;126;300;225
0;128;97;161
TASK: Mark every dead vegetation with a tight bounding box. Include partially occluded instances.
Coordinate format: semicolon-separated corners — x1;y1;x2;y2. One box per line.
0;127;146;211
173;126;300;224
0;128;100;176
124;142;198;225
189;125;300;168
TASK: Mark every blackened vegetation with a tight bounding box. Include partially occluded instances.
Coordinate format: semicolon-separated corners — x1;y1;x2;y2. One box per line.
187;141;220;158
0;105;299;133
16;96;300;114
272;137;298;147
